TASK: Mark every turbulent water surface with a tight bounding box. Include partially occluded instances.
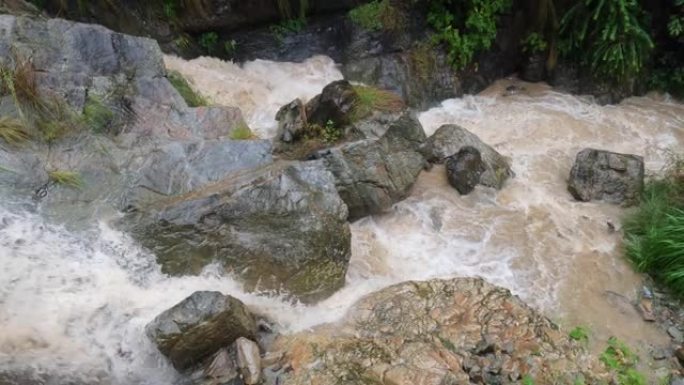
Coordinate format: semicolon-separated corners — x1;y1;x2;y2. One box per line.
0;55;683;384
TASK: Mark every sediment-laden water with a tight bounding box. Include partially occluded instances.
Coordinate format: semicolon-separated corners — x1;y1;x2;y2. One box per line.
0;55;682;384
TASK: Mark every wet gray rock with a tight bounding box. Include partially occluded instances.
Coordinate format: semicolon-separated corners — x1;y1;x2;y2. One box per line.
305;80;359;127
275;99;307;143
128;161;351;303
668;326;684;343
188;347;243;385
236;337;261;385
146;291;257;371
421;124;513;189
313;112;426;221
567;148;644;205
446;146;486;195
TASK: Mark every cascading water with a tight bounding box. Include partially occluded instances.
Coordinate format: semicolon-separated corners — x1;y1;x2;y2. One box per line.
1;55;683;384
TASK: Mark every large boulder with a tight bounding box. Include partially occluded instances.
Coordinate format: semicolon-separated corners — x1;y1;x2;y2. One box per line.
270;278;606;385
446;146;486;195
312;112;426;221
127;161;351;303
305;80;359;128
146;291;257;371
421;124;513;189
567;148;644;205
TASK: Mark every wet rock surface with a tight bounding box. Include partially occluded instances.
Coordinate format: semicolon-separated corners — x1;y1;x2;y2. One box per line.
146;291;257;370
312;112;427;221
567;148;644;205
275;99;308;144
445;146;486;195
270;277;605;385
421;124;513;189
128;161;351;303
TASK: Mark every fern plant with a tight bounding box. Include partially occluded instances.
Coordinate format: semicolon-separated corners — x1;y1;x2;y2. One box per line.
560;0;653;84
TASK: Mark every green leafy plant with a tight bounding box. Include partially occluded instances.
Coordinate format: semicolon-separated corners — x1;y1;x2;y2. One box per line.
522;375;535;385
522;32;548;53
623;159;684;296
348;0;402;31
668;0;684;37
599;337;645;385
568;325;589;343
48;170;83;189
427;0;512;70
224;39;238;56
322;119;342;143
270;18;307;42
198;32;219;54
559;0;654;84
167;70;209;107
163;0;179;19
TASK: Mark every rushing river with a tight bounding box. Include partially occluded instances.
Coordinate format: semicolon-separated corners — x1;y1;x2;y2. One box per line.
0;55;682;384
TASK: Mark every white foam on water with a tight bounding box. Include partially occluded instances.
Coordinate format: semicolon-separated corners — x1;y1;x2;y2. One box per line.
164;55;344;139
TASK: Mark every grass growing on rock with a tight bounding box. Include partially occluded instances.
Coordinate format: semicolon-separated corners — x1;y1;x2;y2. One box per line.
83;95;114;133
568;325;589;343
48;170;84;189
168;70;208;107
230;124;254;140
623;160;684;296
0;117;30;145
599;337;645;385
350;85;404;121
348;0;403;32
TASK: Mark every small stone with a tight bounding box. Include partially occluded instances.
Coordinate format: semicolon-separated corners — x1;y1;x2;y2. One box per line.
652;348;670;361
668;327;684;343
236;338;261;385
474;339;496;356
638;298;656;322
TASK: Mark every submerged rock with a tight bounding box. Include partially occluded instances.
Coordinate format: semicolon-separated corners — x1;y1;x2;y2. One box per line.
421;124;513;189
312;112;426;221
567;148;644;205
272;277;604;385
128;161;351;303
445;146;486;195
146;291;257;370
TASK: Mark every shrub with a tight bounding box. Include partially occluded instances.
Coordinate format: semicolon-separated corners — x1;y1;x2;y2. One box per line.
623;160;684;296
198;32;219;54
427;0;512;70
559;0;653;85
167;70;208;107
349;0;403;31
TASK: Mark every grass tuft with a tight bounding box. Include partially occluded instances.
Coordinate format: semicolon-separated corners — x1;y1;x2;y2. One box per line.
48;170;83;189
623;159;684;297
0;117;30;145
568;325;589;343
599;337;645;385
230;123;255;140
83;95;114;133
167;70;209;107
351;85;405;121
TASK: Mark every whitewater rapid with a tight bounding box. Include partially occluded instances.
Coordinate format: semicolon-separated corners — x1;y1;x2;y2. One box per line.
0;55;682;384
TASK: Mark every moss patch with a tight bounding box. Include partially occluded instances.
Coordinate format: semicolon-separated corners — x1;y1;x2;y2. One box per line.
230;123;254;140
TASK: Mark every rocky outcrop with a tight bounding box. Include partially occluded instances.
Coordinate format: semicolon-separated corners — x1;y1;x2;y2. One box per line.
275;99;308;143
146;291;257;370
446;146;486;195
312;112;426;221
567;148;644;205
270;277;605;385
421;124;513;189
128;161;351;303
305;80;359;127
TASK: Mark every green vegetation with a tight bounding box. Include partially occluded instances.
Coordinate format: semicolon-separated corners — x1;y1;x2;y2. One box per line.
198;32;219;54
230;124;254;140
559;0;653;85
427;0;512;70
270;18;307;42
623;160;684;296
48;170;83;189
522;32;548;54
568;325;589;343
351;85;405;121
167;71;209;107
0;117;30;145
599;337;645;385
224;39;238;56
348;0;402;32
83;95;114;133
521;375;535;385
321;119;341;143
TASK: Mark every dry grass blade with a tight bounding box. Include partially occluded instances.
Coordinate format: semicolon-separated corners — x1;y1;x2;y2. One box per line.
48;170;84;189
0;116;30;144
